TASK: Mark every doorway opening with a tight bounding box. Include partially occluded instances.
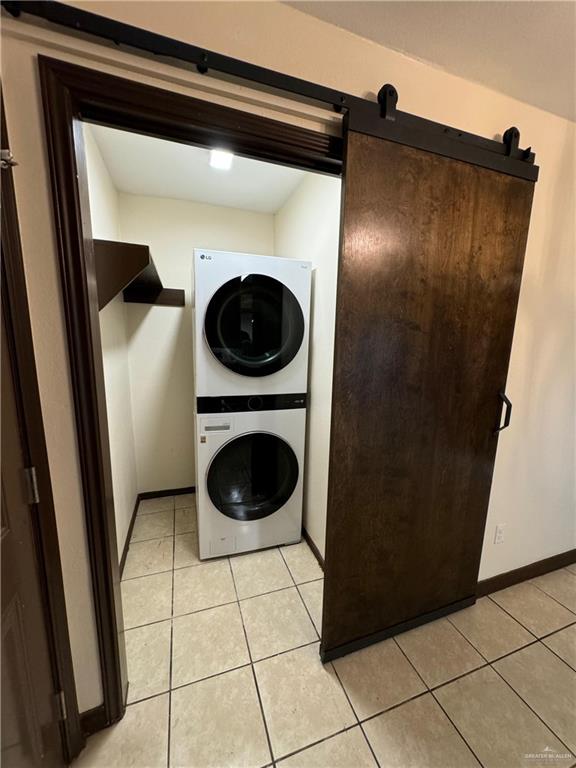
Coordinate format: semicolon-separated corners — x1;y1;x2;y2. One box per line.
81;121;341;715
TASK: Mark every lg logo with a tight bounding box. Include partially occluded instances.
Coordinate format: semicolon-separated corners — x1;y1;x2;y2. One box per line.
200;253;213;261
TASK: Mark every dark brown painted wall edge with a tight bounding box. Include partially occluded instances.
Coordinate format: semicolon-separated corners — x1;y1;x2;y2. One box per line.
302;528;324;570
119;498;139;578
119;489;196;576
477;549;576;596
138;486;196;500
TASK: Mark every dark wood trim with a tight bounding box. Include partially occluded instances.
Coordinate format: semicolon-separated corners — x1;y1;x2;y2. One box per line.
477;549;576;597
302;529;324;570
320;594;476;662
122;254;185;307
124;287;185;307
1;99;85;761
138;486;196;500
39;56;129;729
38;54;324;731
94;239;149;310
42;57;342;176
119;497;140;578
95;239;185;308
79;704;107;738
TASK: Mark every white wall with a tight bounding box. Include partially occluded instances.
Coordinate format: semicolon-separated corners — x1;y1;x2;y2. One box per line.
84;127;139;562
3;0;574;711
275;174;341;557
118;194;275;492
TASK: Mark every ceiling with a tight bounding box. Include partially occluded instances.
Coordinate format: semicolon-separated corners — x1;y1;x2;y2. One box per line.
89;124;306;214
287;1;576;122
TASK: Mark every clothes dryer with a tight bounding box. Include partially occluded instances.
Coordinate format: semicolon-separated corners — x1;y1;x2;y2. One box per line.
194;249;311;397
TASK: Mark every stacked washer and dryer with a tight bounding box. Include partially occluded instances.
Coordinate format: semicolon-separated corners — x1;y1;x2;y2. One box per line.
193;249;312;559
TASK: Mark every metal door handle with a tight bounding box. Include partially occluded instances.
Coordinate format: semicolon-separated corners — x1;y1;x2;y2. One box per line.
495;391;512;433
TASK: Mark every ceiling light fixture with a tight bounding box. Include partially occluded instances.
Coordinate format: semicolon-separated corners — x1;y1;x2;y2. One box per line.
209;149;234;170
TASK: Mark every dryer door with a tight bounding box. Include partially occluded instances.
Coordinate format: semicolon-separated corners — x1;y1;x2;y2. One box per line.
207;432;299;521
204;274;305;377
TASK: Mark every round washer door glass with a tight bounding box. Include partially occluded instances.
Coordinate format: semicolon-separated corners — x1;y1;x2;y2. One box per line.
207;433;299;521
204;273;305;376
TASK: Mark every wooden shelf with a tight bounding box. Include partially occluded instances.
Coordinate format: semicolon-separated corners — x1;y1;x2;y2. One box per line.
93;239;185;309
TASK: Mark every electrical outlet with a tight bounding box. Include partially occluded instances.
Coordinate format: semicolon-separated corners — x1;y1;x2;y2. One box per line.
494;524;506;545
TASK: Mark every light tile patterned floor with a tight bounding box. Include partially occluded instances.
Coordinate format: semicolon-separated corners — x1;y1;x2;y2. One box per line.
77;494;576;767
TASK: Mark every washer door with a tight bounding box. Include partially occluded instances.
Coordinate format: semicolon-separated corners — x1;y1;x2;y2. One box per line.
207;433;299;521
204;274;305;377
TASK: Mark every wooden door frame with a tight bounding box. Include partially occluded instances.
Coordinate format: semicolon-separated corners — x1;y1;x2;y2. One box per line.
37;55;342;733
1;99;85;762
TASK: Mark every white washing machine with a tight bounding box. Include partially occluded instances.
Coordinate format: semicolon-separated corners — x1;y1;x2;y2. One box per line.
195;395;306;558
194;249;312;397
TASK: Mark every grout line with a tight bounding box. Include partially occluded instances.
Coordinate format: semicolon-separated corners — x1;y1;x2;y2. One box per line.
238;583;307;602
122;565;174;583
443;610;570;668
393;635;501;700
393;622;488;765
489;663;575;760
166;509;176;768
130;532;175;545
174;501;196;511
329;661;381;768
125;597;239;631
169;662;252;696
392;637;430;690
274;723;365;765
429;662;490;692
445;601;539;661
124;617;172;637
445;615;493;665
485;593;574;639
277;543;324;589
135;499;178;516
277;546;321;641
527;577;576;617
540;636;576;673
121;552;219;583
252;639;319;665
429;689;485;767
539;619;576;640
485;593;541;636
358;689;429;726
228;557;276;768
294;531;379;764
135;508;176;517
358;723;381;768
393;636;488;765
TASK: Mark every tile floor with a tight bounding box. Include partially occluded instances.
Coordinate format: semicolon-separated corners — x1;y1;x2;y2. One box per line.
76;494;576;768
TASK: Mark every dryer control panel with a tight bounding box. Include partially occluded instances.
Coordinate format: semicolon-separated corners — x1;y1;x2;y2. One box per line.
196;393;307;413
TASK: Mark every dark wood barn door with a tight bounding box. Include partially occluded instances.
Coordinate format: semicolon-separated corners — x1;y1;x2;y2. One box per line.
321;129;534;660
